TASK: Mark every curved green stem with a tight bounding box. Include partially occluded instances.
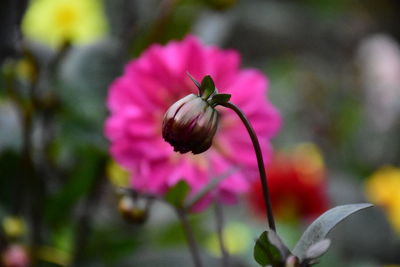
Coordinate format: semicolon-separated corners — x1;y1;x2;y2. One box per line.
219;102;276;231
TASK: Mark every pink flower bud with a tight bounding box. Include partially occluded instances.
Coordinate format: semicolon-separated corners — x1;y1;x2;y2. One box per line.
162;94;219;154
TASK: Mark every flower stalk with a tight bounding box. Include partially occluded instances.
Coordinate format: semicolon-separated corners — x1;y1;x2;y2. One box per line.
162;73;276;232
214;203;229;267
219;101;276;231
176;208;203;267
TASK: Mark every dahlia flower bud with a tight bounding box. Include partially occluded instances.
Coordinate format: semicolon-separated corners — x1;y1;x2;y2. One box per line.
162;93;219;154
162;74;231;154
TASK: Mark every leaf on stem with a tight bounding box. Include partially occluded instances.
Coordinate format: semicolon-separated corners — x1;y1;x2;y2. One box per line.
254;230;290;266
292;203;373;261
165;180;190;208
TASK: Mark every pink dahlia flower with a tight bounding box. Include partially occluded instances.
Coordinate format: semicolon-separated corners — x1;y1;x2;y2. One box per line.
105;35;280;210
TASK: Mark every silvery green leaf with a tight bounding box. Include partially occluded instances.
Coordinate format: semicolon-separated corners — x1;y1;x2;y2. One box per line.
292;203;373;260
305;239;331;260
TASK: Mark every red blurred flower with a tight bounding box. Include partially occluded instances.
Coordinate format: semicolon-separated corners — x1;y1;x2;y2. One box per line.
248;144;329;222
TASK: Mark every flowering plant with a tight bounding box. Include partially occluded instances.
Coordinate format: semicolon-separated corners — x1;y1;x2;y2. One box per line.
162;73;373;267
105;35;280;210
104;35;373;267
0;0;391;265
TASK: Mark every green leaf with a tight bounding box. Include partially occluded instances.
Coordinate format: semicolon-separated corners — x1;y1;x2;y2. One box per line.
210;93;231;106
253;231;284;266
292;203;373;260
200;75;216;99
187;72;202;94
165;180;190;208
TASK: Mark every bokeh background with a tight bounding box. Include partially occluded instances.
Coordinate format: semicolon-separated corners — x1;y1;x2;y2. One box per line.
1;0;400;266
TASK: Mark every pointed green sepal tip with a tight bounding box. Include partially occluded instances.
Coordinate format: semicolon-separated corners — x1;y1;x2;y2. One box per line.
201;75;216;99
187;72;203;95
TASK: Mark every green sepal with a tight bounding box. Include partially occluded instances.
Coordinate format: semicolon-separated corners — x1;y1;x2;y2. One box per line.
165;180;190;208
201;75;216;99
209;93;231;106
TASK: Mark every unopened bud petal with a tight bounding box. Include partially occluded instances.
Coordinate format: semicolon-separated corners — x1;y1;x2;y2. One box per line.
162;94;219;154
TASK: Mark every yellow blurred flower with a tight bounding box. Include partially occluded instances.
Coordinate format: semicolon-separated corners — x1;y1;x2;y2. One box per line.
292;143;325;185
22;0;108;48
206;222;252;256
365;166;400;233
2;216;26;238
107;160;130;188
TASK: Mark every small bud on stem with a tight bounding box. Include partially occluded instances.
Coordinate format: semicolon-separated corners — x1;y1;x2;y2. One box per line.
162;74;276;231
